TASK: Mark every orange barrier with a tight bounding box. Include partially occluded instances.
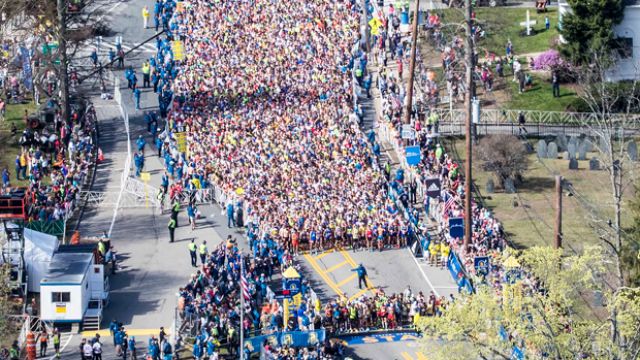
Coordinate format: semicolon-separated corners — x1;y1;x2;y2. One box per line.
26;332;36;360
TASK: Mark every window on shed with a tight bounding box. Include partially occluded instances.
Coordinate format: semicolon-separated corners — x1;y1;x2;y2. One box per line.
51;292;71;303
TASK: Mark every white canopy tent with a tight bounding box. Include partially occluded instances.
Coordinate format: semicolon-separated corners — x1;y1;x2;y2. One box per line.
24;228;59;292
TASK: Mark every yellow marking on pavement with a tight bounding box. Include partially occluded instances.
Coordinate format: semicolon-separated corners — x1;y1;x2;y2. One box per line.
349;287;369;301
81;328;169;337
314;249;334;260
336;273;357;287
324;260;349;274
416;352;428;360
340;250;378;296
304;253;346;299
400;352;414;360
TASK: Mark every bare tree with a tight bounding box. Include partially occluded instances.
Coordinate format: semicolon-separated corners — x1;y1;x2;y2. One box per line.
477;134;530;187
573;50;640;287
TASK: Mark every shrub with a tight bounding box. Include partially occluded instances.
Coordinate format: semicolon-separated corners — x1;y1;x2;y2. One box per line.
531;49;563;70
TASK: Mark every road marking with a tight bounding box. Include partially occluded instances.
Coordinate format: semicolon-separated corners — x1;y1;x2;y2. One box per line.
336;273;357;287
349;287;369;301
80;328;169;337
407;248;440;297
416;352;428;360
400;351;413;360
48;333;73;360
324;260;348;274
303;253;346;299
339;250;377;297
314;250;334;260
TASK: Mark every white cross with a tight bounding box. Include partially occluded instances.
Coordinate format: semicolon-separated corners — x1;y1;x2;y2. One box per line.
519;10;537;36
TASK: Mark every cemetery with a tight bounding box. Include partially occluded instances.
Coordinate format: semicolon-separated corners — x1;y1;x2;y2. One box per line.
452;136;637;249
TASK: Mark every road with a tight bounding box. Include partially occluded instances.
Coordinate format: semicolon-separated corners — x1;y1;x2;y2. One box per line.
50;0;459;359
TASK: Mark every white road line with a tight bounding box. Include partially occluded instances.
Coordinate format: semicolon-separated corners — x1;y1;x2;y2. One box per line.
407;248;440;297
48;333;73;360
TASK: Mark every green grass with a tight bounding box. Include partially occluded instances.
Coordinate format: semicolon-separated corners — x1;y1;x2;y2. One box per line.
1;100;37;188
437;7;560;56
449;138;631;252
504;73;577;111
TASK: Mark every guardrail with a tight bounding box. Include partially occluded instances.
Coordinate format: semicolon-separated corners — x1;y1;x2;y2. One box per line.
434;108;640;126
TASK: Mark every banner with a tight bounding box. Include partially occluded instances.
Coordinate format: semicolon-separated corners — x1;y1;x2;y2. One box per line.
243;329;326;353
171;40;185;61
448;217;464;239
447;252;473;293
424;177;441;199
474;256;490;276
175;131;187;153
405;145;421;166
20;46;33;91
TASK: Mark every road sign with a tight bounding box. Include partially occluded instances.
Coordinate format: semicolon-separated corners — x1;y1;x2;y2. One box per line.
405;146;421;166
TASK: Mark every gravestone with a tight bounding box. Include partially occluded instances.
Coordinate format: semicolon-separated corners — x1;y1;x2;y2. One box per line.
536;140;547;158
567;143;576;160
599;137;610;155
547;142;558;159
589;157;600;171
504;178;516;194
569;158;579;170
578;141;587;161
486;179;495;194
628;140;638;161
556;135;568;152
569;136;578;148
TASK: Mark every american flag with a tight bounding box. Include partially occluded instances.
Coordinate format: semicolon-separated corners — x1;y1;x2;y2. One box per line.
241;272;251;301
443;193;456;214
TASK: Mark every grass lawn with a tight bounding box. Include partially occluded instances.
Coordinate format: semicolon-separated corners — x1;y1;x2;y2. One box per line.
1;100;38;188
504;73;577;111
437;7;560;56
449;138;632;252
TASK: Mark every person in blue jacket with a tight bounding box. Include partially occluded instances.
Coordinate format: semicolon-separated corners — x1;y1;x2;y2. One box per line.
134;151;144;177
192;340;202;360
351;263;368;289
226;201;235;228
136;135;146;154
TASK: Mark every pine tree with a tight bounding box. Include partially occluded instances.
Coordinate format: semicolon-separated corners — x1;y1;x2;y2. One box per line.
560;0;625;64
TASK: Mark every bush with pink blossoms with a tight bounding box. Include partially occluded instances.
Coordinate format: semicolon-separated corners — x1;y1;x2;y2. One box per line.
531;50;564;70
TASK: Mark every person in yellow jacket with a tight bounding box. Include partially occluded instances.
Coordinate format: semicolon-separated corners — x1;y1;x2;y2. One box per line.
142;61;151;88
142;6;150;29
428;241;440;266
440;242;450;269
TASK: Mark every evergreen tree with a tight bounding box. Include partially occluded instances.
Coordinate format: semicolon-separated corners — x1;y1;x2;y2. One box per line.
560;0;625;64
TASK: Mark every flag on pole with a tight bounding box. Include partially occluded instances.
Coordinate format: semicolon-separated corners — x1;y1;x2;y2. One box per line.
443;193;456;214
241;270;251;301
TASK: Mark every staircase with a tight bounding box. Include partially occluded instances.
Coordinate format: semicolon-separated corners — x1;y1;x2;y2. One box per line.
82;300;103;331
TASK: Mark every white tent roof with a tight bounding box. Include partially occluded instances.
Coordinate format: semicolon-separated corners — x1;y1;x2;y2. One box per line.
24;228;59;292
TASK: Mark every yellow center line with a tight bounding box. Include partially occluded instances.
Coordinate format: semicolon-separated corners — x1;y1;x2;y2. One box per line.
416;352;428;360
335;273;357;287
303;253;346;299
324;260;349;274
340;250;378;297
400;351;414;360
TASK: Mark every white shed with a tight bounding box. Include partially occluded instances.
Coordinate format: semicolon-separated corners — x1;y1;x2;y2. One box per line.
40;253;95;323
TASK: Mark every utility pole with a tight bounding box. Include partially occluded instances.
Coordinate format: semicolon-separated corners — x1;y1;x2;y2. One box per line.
463;0;474;249
57;0;70;122
554;175;562;249
404;0;420;125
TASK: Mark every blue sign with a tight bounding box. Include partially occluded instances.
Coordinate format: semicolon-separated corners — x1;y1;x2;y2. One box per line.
19;47;33;91
243;330;326;353
339;332;420;345
448;217;464;239
447;252;473;293
283;278;302;297
405;146;421;166
474;256;490;276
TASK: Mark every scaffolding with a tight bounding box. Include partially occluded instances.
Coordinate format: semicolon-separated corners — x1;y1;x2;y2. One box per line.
0;189;31;305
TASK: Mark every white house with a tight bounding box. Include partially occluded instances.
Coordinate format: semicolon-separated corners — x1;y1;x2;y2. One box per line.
559;0;640;81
